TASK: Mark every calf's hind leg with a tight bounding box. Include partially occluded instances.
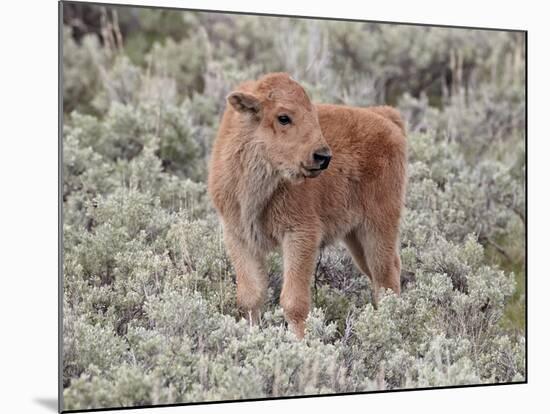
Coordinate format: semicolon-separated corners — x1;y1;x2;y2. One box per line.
357;223;401;303
343;230;372;279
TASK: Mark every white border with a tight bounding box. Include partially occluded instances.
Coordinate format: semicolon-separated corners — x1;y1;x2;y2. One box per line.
1;0;547;413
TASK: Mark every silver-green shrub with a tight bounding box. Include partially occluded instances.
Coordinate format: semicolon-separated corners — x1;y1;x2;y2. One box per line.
62;7;525;410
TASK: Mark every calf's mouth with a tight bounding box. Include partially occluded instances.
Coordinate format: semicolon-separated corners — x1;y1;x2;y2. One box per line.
301;164;325;178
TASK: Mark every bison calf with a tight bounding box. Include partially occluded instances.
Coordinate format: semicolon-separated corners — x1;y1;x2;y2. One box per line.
208;73;407;339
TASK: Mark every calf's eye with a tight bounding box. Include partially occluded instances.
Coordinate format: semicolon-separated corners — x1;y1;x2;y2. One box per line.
277;115;291;125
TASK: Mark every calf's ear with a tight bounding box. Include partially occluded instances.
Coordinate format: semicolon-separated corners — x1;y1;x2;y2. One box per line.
227;91;262;117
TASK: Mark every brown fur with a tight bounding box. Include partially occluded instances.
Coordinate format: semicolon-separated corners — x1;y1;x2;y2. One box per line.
208;73;407;339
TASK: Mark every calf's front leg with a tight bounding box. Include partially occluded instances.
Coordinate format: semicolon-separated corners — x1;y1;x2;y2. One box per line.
224;230;268;324
280;231;319;339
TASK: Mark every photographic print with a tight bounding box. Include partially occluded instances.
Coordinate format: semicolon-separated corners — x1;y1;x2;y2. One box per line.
60;1;526;411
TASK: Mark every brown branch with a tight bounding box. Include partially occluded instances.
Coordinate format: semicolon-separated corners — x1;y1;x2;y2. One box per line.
486;238;512;262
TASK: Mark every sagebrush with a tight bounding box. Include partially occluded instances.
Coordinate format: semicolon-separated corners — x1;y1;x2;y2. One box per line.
62;5;525;410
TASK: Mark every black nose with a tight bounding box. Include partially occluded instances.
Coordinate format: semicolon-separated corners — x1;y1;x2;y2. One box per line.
313;150;332;170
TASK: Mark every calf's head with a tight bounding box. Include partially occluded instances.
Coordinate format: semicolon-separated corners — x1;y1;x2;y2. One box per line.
227;73;331;181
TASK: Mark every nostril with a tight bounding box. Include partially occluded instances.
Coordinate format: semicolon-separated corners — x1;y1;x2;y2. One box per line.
313;152;332;170
320;155;331;169
313;152;328;162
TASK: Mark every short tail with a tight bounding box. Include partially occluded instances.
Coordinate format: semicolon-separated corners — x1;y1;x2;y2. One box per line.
370;106;406;136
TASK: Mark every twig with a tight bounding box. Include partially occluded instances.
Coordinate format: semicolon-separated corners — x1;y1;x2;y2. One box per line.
486;238;512;262
314;249;323;306
512;207;526;227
